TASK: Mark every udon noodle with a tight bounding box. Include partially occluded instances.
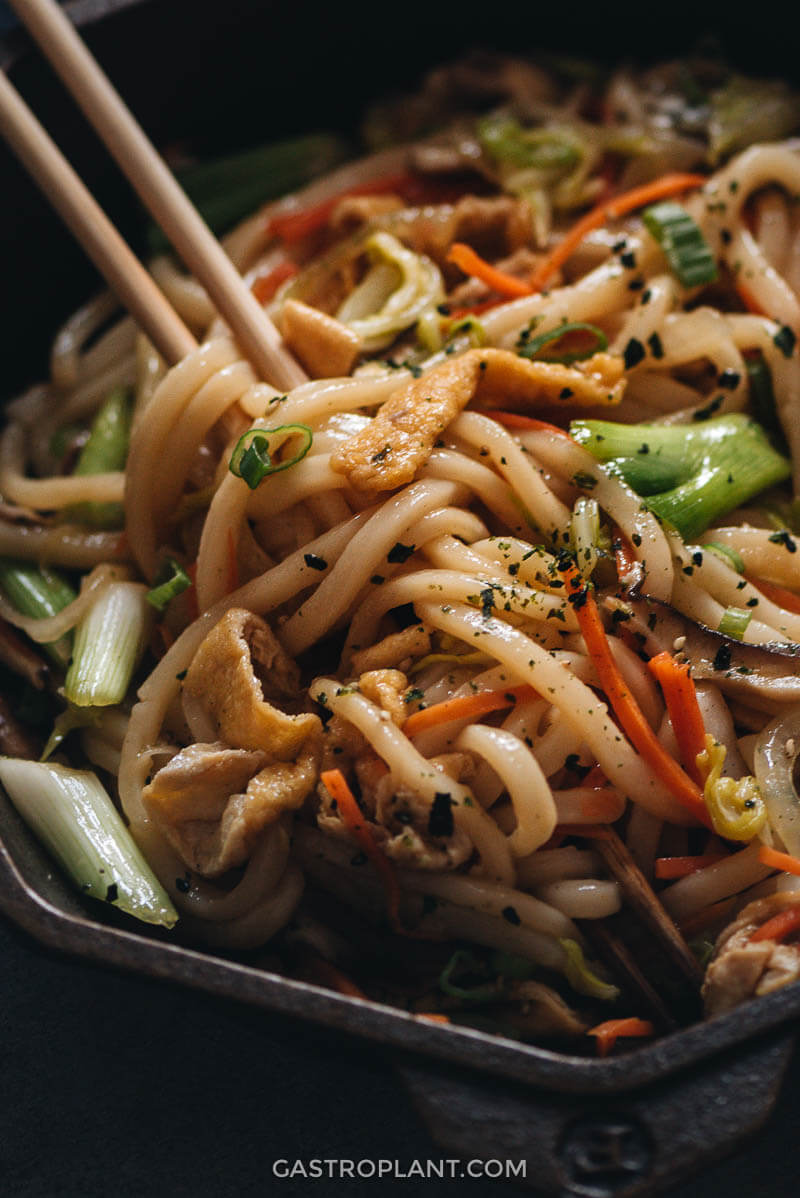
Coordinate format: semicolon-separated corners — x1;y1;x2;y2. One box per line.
5;51;800;1046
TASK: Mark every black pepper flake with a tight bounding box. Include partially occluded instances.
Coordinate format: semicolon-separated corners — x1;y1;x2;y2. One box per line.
176;874;191;893
387;542;415;563
175;670;187;682
105;883;119;904
713;644;732;671
428;792;454;838
304;552;328;571
502;905;521;926
774;326;796;358
628;277;645;291
720;228;732;245
692;394;724;422
641;288;652;304
692;550;704;566
718;369;741;390
631;532;642;547
480;587;495;619
370;574;385;585
623;338;646;369
647;332;664;360
620;251;637;269
769;530;797;553
638;443;650;455
370;445;391;463
559;387;574;400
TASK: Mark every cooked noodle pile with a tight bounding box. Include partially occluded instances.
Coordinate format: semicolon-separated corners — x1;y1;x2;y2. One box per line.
6;53;800;1044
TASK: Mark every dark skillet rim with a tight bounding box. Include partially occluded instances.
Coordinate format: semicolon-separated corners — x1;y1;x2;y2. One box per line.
1;0;798;1100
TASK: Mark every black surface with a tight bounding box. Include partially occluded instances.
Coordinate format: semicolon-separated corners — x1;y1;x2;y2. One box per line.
0;908;796;1198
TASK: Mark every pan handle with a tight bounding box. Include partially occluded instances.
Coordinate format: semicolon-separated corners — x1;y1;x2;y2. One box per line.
397;1027;795;1196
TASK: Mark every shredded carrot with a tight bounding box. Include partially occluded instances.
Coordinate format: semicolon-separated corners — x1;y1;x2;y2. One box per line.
447;298;506;320
556;787;625;825
250;261;298;305
587;1017;654;1057
225;528;239;596
560;566;711;826
750;905;800;944
678;896;735;938
529;172;707;292
482;410;573;437
417;1012;451;1024
267;174;417;243
647;652;707;785
612;527;639;583
320;768;401;927
654;853;728;880
402;684;538;738
758;843;800;877
303;954;369;999
447;241;535;299
744;575;800;615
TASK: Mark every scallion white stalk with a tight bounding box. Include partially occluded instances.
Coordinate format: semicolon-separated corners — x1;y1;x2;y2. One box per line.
64;581;152;707
0;757;177;927
570;496;600;579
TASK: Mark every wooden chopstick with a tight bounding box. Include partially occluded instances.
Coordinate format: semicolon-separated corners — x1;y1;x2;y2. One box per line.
0;68;197;367
9;0;307;391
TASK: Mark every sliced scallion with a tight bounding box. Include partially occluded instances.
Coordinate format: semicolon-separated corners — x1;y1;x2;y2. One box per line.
64;582;152;707
703;542;745;574
0;756;177;927
570;495;601;579
229;424;313;490
718;605;752;641
146;557;192;612
642;201;718;289
559;938;619;1001
68;387;132;529
0;559;76;669
517;320;608;364
570;413;791;540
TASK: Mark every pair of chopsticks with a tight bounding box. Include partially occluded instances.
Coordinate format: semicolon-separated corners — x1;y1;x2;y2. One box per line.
0;0;306;387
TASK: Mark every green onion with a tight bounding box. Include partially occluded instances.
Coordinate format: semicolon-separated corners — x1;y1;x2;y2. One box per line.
477;114;581;172
40;704;101;762
642;201;718;289
0;757;177;927
709;75;800;165
718;605;752;641
445;314;488;347
228;424;313;490
745;352;782;441
146;557;192;612
570;413;791;540
0;559;76;669
68;387;132;529
703;542;745;573
64;582;152;707
146;132;350;252
559;938;620;1001
439;949;500;1004
517;320;608;364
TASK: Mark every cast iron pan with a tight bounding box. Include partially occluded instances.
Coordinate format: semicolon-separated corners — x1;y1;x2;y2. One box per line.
1;3;799;1193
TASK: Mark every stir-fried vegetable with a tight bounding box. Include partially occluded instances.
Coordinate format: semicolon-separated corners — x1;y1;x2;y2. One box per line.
67;386;132;529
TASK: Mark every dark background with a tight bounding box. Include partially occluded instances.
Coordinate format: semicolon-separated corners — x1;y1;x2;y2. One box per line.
1;2;800;1194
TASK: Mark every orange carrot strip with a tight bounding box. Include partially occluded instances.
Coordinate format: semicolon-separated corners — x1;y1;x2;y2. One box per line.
758;844;800;877
587;1017;654;1057
251;261;298;305
529;172;707;292
744;575;800;615
304;955;369;999
654;853;728;880
554;787;625;824
647;651;707;785
482;410;573;437
750;906;800;943
402;684;538;739
447;298;506;320
612;526;638;583
560;567;710;826
320;768;401;927
267;174;417;243
417;1013;451;1024
447;241;535;298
